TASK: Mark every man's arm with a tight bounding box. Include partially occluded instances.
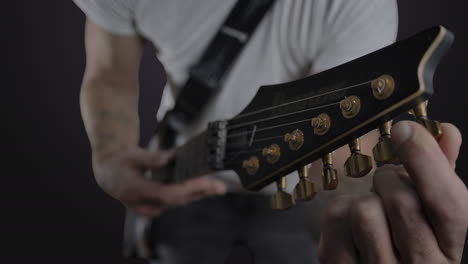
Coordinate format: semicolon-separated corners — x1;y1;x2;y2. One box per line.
80;20;226;217
81;19;142;162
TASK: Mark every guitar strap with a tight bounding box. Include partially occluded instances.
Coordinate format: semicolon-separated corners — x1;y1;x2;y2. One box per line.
124;0;276;259
157;0;276;149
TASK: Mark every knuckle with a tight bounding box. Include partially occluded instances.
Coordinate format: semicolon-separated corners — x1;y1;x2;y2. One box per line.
387;189;420;216
349;194;381;225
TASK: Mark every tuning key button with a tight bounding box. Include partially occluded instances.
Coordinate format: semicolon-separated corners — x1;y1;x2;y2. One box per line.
340;96;361;119
373;121;398;164
262;144;281;164
242;156;260;175
371;75;395;100
322;153;338;190
311;113;331;136
284;129;304;151
344;138;373;178
294;165;318;201
412;102;443;139
271;176;295;210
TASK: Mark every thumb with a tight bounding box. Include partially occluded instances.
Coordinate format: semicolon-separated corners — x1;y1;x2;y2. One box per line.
127;148;175;169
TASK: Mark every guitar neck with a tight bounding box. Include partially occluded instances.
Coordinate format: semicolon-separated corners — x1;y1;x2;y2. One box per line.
150;130;215;184
173;131;213;182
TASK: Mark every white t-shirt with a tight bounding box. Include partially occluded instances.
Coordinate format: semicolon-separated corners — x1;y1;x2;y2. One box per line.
74;0;398;193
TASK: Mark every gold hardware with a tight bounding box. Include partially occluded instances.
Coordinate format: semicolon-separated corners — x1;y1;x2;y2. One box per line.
311;113;331;136
262;144;281;164
412;102;442;138
322;153;338;190
371;75;395;100
373;121;398;163
242;156;260;175
340;96;361;119
284;129;305;150
344;138;373;178
271;176;295;210
293;165;318;201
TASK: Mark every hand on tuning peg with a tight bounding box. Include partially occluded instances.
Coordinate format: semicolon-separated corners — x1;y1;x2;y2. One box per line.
344;138;373;178
318;121;467;263
271;176;295;210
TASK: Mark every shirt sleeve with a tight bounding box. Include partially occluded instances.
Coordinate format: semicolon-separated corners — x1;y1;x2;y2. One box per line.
311;0;398;74
73;0;137;35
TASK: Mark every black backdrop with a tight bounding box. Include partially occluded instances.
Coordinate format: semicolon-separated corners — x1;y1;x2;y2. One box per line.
4;1;468;263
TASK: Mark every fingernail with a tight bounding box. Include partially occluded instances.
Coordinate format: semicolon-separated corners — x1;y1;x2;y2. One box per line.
392;121;413;150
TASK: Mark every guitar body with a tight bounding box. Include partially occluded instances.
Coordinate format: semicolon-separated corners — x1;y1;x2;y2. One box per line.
123;26;454;258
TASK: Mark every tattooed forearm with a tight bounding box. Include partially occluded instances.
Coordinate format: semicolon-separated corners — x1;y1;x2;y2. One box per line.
80;76;140;161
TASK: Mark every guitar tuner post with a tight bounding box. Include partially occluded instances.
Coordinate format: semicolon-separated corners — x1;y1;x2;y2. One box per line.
373;121;398;164
344;138;373;178
340;96;361;119
311;113;331;136
242;156;260;175
262;144;281;164
371;74;395;100
284;129;305;150
412;102;443;138
322;153;338;190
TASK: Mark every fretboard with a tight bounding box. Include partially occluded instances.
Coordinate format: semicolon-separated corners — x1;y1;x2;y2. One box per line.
150;131;213;184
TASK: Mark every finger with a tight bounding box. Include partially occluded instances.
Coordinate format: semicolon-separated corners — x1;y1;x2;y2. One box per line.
373;165;444;263
158;177;227;206
349;193;399;263
318;196;359;264
135;176;226;206
127;148;175;168
129;203;165;217
391;121;468;260
438;123;462;169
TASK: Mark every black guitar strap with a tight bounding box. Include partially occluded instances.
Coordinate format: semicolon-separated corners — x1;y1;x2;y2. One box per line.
158;0;276;149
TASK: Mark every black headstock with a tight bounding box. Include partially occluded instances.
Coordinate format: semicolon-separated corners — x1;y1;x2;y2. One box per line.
222;26;454;191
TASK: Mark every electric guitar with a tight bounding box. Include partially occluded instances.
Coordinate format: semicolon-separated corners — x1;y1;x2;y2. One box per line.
123;26;454;258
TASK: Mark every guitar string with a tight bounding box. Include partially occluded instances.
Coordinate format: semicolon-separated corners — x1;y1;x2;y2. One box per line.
227;79;373;125
222;79;374;163
223;110;335;157
226;101;340;135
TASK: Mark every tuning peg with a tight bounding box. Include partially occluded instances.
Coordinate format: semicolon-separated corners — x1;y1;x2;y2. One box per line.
344;138;373;178
322;153;338;190
373;121;398;164
411;102;442;138
271;176;295;210
293;165;318;201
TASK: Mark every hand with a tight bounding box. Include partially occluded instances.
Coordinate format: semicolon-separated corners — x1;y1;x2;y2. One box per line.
92;147;227;217
318;121;468;263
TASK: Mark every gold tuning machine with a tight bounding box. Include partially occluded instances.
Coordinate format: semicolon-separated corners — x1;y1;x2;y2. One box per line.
293;165;318;201
284;129;305;151
411;102;442;139
271;176;295;210
373;121;398;164
344;138;373;178
322;153;338;190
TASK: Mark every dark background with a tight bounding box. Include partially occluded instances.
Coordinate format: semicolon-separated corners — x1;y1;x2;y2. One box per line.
4;1;468;263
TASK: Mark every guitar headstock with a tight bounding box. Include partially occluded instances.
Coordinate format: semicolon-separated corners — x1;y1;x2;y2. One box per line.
220;26;454;200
